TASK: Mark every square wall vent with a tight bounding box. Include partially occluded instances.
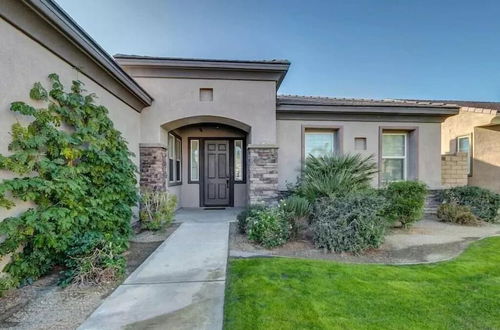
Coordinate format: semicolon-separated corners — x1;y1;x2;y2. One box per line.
354;137;367;151
199;88;213;102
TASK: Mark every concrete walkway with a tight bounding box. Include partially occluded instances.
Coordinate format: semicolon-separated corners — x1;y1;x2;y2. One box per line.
79;208;239;330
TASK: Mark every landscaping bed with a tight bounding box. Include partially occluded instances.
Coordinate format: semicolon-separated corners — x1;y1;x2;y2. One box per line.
0;224;178;330
230;218;500;264
224;236;500;329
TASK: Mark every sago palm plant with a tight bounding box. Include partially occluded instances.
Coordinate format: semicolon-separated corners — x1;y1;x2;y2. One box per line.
298;154;378;201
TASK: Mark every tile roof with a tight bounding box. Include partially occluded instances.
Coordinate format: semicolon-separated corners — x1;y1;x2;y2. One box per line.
277;95;458;108
114;54;290;65
401;99;500;111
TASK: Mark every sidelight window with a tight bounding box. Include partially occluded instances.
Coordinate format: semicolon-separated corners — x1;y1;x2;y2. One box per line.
168;133;182;184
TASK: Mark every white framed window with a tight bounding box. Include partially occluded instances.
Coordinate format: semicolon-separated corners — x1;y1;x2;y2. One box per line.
168;133;182;184
234;140;243;182
190;139;200;182
304;130;335;158
381;132;407;183
457;135;471;175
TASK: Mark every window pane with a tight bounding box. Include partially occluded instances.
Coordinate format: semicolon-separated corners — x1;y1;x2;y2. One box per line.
168;134;175;159
457;137;471;174
458;137;469;152
234;140;243;181
382;159;404;182
169;159;174;182
382;134;405;157
175;138;181;160
305;132;334;157
190;140;199;181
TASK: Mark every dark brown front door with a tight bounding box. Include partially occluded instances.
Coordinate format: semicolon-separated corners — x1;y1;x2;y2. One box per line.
204;140;230;206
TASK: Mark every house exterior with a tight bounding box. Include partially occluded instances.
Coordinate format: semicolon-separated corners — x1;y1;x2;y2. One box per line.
5;0;491;218
439;102;500;193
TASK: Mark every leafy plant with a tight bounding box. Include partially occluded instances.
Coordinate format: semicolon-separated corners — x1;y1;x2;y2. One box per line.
60;232;125;287
437;203;481;226
439;186;500;223
383;181;427;227
139;189;177;231
0;74;138;286
280;195;311;238
297;154;378;201
237;204;267;234
0;273;19;297
312;191;387;253
247;207;291;248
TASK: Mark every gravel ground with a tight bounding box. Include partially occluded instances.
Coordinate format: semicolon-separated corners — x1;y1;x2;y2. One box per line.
230;216;500;264
0;224;179;330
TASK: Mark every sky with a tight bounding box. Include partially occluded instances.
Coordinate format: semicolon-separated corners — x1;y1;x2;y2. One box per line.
55;0;500;101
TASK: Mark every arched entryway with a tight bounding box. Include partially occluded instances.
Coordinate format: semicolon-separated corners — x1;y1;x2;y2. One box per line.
140;115;279;209
154;116;251;208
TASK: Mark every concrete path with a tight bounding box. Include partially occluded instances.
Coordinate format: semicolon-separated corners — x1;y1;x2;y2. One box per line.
79;208;239;330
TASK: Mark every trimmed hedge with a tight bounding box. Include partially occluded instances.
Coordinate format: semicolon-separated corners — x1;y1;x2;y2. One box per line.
312;191;387;253
439;186;500;223
383;181;427;227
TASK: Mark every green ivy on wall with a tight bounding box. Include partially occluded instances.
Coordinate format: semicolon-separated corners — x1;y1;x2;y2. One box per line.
0;74;138;286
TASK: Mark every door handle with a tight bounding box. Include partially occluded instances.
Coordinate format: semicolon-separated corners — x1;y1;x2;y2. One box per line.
226;179;229;188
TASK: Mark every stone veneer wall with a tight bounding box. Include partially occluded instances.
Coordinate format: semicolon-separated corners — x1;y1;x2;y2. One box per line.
247;145;279;205
139;143;167;191
441;152;468;187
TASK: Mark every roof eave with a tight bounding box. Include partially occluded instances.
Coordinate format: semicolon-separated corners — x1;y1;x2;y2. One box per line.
276;104;460;116
115;56;290;89
22;0;153;108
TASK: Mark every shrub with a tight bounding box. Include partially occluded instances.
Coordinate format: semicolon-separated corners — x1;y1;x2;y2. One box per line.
297;154;378;201
383;181;427;227
437;203;481;226
312;191;387;253
139;189;177;230
0;74;137;286
60;232;126;287
0;274;19;297
280;195;311;238
247;207;291;248
237;204;267;234
439;186;500;223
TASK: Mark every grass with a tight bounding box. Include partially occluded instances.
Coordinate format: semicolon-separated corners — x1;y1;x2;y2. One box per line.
224;237;500;330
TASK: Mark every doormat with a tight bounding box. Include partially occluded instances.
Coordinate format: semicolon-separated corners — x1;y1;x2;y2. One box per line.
203;207;226;210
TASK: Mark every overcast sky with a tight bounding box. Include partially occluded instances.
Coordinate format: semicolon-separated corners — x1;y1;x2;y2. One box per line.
56;0;500;101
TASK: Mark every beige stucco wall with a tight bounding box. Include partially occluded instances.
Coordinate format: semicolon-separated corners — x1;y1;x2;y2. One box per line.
470;125;500;193
132;77;276;145
160;126;247;208
441;109;496;153
277;119;443;190
0;18;141;270
441;109;499;191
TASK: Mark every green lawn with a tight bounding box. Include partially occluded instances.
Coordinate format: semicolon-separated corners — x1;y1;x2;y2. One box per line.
224;237;500;330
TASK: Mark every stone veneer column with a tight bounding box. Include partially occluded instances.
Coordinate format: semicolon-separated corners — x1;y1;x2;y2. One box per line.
247;144;279;205
139;143;167;191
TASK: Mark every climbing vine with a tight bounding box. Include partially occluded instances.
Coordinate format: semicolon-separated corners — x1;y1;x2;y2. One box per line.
0;74;138;286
